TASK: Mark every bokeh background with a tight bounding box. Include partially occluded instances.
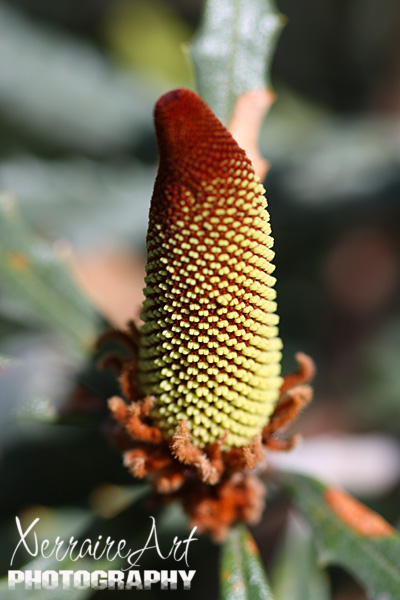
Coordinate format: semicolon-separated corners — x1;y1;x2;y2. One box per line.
0;1;400;598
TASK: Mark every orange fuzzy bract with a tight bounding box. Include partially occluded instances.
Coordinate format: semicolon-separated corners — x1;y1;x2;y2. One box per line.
138;89;283;448
325;488;394;537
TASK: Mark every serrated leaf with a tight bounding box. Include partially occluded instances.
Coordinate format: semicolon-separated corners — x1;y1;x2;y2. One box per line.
190;0;284;126
271;514;330;600
284;473;400;600
220;525;274;600
0;193;98;358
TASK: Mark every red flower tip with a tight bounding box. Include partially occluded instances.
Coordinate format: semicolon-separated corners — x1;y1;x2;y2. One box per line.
154;88;245;185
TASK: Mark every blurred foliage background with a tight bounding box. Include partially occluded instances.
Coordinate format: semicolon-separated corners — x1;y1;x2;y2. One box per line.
0;0;400;598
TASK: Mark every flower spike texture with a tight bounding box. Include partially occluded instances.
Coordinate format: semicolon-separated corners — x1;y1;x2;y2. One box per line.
138;88;283;448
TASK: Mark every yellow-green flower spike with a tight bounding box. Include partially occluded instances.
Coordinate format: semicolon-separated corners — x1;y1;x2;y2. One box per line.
138;88;283;448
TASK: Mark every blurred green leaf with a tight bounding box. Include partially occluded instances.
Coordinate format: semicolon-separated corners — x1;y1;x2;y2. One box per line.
0;1;157;152
0;487;150;598
220;525;274;600
0;508;94;599
271;514;330;600
0;354;21;372
284;473;400;600
0;156;155;247
1;549;102;599
0;575;92;600
191;0;284;125
353;319;400;427
105;0;193;86
0;193;98;358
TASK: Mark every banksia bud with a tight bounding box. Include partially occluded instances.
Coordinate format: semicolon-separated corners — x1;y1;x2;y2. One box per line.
138;89;283;448
102;88;314;540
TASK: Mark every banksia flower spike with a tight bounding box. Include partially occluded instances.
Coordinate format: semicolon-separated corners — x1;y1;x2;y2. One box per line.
102;89;315;541
140;89;283;449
